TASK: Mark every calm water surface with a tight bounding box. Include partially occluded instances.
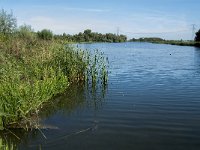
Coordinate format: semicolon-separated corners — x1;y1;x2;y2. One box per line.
1;42;200;150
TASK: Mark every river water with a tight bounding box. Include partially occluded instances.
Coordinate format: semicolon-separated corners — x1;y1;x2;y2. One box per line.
1;42;200;150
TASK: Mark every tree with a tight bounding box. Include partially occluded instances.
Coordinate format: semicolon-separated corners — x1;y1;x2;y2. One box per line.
195;29;200;42
84;29;92;35
17;24;35;40
0;9;17;34
83;29;92;42
37;29;53;40
54;29;127;43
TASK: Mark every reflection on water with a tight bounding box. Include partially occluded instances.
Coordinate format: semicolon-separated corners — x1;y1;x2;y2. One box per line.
39;82;107;117
194;47;200;69
0;81;107;149
0;134;16;150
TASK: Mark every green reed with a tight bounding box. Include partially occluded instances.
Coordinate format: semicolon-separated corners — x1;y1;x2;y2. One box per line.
0;37;108;130
84;49;108;86
0;137;16;150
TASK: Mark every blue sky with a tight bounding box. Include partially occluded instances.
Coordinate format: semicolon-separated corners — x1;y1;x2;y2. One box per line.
1;0;200;40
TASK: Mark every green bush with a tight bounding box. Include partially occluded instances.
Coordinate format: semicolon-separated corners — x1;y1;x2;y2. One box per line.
17;24;36;41
37;29;53;40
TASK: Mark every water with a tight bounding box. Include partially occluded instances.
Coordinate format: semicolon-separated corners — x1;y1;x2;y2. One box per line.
1;42;200;150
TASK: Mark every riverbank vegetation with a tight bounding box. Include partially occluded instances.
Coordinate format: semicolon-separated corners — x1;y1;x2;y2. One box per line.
54;29;127;43
0;9;108;130
129;35;200;47
152;40;200;47
129;37;165;43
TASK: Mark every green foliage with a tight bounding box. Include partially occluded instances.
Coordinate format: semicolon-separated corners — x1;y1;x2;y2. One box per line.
37;29;53;40
133;38;200;47
0;10;109;130
17;24;36;41
0;9;17;35
129;37;165;42
54;29;127;43
84;29;92;35
195;29;200;42
0;135;16;150
0;37;108;130
0;40;67;129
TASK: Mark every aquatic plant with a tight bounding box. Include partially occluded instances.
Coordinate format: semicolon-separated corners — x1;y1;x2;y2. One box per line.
0;8;108;130
0;37;108;130
0;137;16;150
84;49;108;86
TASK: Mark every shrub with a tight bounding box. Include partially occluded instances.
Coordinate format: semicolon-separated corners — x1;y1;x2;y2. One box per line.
17;24;36;41
37;29;53;40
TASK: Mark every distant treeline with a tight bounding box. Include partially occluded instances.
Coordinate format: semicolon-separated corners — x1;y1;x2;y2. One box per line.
129;34;200;47
54;29;127;43
129;37;165;42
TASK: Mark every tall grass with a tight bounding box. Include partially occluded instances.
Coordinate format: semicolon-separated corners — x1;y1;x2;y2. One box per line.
0;137;16;150
0;36;108;130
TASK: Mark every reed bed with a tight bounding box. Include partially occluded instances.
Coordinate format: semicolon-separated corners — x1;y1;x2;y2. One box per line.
0;36;108;130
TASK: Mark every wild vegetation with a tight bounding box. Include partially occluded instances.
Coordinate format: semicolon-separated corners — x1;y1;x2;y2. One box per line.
54;29;127;43
1;7;199;132
129;35;200;47
129;37;165;42
0;9;108;130
151;40;200;47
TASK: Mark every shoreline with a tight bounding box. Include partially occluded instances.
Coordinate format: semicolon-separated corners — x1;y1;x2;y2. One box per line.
128;40;200;48
65;41;200;48
151;41;200;47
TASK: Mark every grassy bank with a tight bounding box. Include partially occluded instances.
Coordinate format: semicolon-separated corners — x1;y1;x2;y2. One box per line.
0;35;108;130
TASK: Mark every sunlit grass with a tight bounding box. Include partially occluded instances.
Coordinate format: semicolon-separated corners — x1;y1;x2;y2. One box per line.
0;37;108;130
